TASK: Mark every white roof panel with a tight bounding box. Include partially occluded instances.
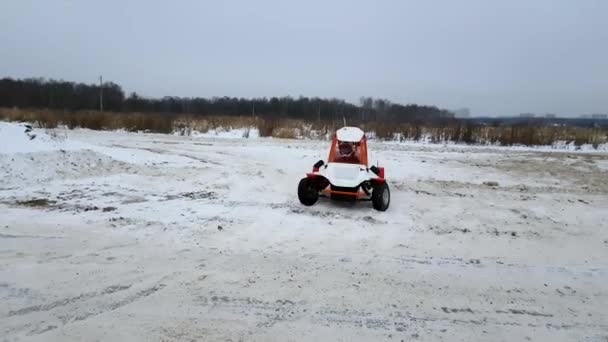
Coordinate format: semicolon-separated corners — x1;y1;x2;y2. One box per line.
336;126;364;142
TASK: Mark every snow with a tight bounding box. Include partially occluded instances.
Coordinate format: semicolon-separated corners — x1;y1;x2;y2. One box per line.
189;127;260;139
1;122;607;341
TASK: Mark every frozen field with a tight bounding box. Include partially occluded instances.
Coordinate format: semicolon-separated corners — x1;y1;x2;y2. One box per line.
1;122;607;341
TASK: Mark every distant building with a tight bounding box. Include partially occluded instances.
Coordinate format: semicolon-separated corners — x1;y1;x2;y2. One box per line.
519;113;535;118
544;113;556;119
591;113;608;119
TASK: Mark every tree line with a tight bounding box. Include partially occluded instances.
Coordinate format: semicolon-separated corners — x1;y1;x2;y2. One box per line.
0;77;454;123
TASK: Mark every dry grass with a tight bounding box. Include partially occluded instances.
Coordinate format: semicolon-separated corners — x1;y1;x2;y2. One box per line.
173;115;263;136
362;121;608;147
255;118;276;137
1;107;606;147
272;127;297;139
0;107;174;133
254;118;317;138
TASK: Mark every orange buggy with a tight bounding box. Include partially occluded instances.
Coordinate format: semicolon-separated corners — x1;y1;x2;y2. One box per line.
298;127;390;211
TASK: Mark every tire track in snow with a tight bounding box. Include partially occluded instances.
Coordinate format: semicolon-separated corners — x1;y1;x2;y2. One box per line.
7;284;133;317
194;294;608;333
6;280;168;337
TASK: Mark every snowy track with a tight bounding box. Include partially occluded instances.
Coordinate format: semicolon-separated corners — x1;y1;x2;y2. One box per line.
1;123;607;341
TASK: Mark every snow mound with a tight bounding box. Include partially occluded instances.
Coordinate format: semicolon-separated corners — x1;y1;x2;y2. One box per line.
0;122;84;154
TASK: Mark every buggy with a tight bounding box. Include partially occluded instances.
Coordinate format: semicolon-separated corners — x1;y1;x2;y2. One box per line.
297;127;390;211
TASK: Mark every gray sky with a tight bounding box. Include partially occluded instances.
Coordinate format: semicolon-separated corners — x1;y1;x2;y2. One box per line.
1;0;606;116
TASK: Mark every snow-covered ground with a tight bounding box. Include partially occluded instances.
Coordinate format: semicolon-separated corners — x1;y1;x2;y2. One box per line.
1;122;607;342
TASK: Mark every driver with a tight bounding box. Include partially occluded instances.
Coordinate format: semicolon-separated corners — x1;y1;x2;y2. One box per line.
336;141;360;164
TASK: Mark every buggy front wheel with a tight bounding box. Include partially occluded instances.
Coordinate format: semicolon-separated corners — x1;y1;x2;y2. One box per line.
372;182;390;211
298;178;319;206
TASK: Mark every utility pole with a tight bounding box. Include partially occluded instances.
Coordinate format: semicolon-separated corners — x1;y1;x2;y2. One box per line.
99;75;103;112
252;101;255;117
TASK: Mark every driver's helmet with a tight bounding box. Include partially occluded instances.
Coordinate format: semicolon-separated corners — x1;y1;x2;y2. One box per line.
338;141;355;157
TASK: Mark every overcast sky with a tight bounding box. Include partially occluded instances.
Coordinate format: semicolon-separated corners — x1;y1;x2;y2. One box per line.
1;0;606;116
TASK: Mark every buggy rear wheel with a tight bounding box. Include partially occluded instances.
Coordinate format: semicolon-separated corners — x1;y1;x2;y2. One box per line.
372;182;390;211
298;178;319;206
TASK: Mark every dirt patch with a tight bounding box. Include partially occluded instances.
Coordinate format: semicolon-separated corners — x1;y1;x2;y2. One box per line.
164;191;218;201
53;204;100;212
429;225;471;235
496;309;553;317
16;199;56;207
121;196;148;204
442;307;475;314
108;217;138;227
